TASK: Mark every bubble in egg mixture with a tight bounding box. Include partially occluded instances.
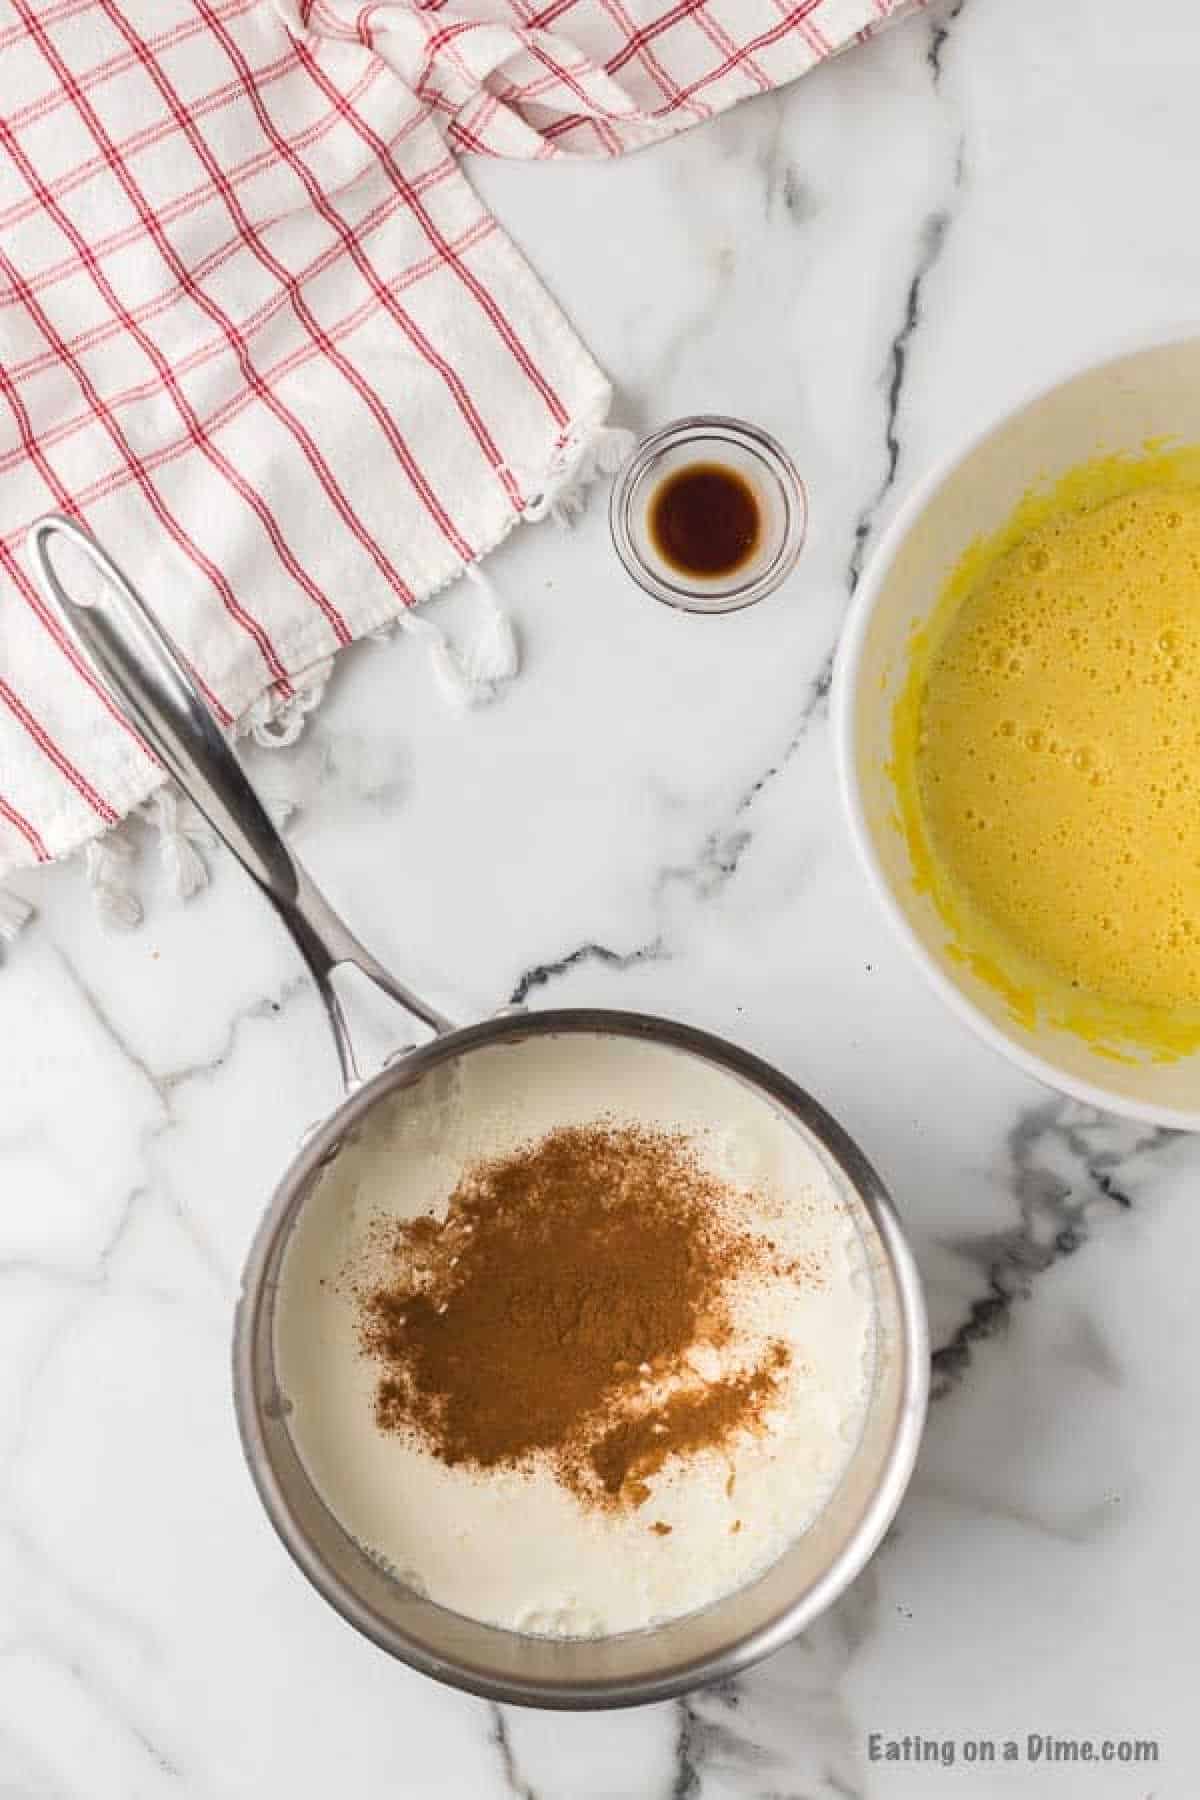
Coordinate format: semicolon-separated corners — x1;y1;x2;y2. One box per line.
898;466;1200;1056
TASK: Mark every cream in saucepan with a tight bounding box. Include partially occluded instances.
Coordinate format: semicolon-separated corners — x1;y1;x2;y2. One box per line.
275;1034;876;1638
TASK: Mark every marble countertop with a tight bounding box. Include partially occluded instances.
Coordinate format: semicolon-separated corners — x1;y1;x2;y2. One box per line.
3;0;1196;1793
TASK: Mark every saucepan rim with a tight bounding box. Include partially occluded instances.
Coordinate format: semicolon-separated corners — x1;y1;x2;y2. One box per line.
233;1005;929;1709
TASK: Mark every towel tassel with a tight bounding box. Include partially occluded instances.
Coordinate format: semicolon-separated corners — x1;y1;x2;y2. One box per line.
0;887;33;944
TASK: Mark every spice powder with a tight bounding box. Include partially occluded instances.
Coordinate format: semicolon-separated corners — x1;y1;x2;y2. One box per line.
350;1122;796;1512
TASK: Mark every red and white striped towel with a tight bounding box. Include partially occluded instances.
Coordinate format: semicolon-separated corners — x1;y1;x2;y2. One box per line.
0;0;912;882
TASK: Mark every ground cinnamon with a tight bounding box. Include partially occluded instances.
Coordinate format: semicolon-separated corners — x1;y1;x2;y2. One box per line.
352;1121;791;1511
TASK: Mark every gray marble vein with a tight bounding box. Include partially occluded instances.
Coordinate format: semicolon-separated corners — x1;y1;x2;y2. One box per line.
754;93;817;229
508;936;667;1006
654;654;833;910
501;648;835;1012
52;945;307;1110
911;1474;1124;1547
927;0;967;88
0;1637;182;1784
669;1573;881;1799
845;186;959;596
931;1099;1178;1397
672;1690;774;1797
46;948;307;1294
0;1521;158;1659
491;1704;538;1800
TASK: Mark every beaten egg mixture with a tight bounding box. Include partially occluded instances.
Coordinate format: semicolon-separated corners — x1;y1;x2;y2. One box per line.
892;446;1200;1059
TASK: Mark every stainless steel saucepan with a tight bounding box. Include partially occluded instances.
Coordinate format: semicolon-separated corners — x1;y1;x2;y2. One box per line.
30;513;928;1710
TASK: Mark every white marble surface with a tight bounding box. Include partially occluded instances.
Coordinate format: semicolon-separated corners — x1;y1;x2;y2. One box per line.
3;0;1198;1792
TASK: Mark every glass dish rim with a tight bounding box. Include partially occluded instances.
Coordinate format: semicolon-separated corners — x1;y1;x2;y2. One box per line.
608;414;808;614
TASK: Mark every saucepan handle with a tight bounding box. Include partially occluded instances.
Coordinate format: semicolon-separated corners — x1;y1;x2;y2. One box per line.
28;513;450;1090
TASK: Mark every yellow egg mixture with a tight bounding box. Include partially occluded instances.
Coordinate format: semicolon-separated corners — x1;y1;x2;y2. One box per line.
891;445;1200;1059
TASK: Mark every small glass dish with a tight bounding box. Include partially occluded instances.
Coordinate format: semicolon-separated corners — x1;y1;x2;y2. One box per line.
609;415;807;613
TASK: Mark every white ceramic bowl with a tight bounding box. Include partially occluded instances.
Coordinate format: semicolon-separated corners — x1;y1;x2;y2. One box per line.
833;327;1200;1130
